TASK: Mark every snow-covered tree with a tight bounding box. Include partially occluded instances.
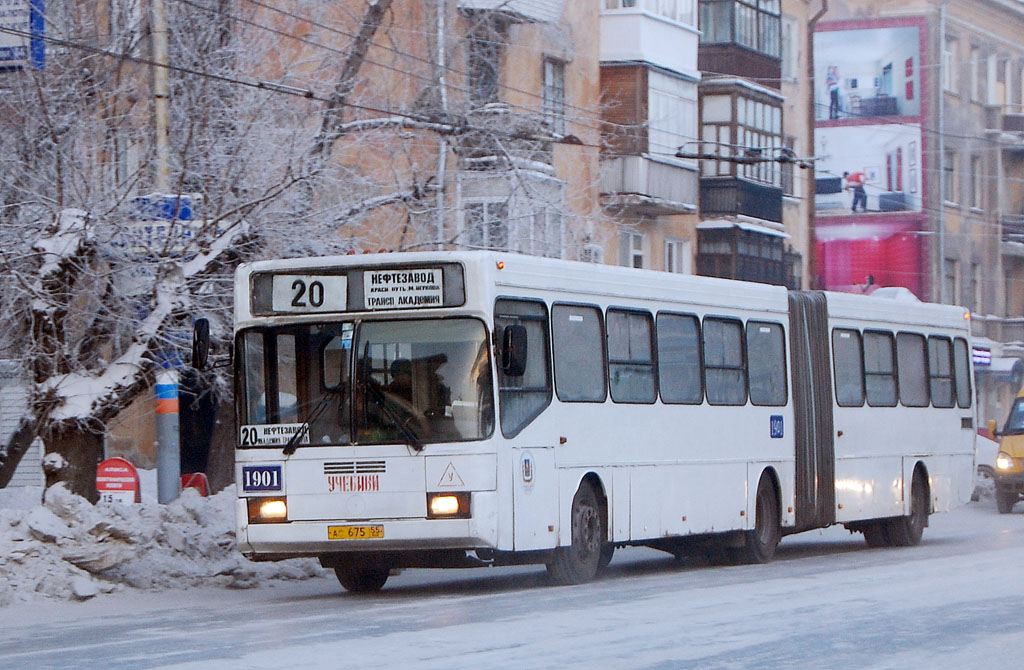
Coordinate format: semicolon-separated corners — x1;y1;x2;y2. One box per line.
0;0;602;496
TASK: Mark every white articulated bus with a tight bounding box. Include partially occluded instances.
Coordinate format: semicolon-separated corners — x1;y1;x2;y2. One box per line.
195;251;975;591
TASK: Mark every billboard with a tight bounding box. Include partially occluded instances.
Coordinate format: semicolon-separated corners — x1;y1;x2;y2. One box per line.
815;25;922;123
0;0;44;70
814;18;928;296
815;123;922;215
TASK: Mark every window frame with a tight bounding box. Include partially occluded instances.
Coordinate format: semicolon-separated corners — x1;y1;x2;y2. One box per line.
494;297;553;438
606;307;658;404
746;320;787;407
551;302;608;403
702;315;748;406
953;337;972;409
896;331;930;408
927;335;955;409
863;329;898;407
656;311;704;405
832;327;865;407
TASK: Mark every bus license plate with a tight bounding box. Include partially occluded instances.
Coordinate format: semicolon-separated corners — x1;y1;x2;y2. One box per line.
328;525;384;540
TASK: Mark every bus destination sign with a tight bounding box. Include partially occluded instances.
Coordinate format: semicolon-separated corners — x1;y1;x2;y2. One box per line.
364;268;444;310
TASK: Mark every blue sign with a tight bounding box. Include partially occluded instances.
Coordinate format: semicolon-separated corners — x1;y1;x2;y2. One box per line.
0;0;45;71
770;415;784;439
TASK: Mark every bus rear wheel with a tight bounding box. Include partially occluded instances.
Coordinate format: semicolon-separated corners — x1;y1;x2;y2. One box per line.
887;470;928;546
334;565;389;593
547;482;604;585
734;475;781;564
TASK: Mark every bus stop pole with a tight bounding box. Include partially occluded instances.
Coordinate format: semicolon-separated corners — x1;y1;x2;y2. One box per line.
155;365;181;503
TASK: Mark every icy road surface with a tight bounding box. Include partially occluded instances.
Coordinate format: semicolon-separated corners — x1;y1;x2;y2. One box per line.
3;500;1022;670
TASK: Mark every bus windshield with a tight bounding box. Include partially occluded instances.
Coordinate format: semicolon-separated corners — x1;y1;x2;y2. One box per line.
238;318;494;447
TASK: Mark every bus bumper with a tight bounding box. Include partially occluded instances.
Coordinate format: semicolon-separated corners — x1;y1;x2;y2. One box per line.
237;490;500;558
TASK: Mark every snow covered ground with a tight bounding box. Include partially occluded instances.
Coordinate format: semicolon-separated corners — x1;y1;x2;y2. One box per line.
0;482;323;605
0;490;1020;670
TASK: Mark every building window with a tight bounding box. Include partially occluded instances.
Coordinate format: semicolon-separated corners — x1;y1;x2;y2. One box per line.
943;258;958;304
464;201;509;250
649;72;698;160
469;32;501;105
702;88;783;186
665;238;691;274
543;58;565;135
781;16;798;81
943;35;959;93
781;136;796;196
970;155;983;210
699;0;781;58
618;230;646;268
521;208;563;258
943;149;958;204
970;46;983;102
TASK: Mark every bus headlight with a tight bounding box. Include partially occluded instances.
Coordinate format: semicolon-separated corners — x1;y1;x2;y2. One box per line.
427;492;470;519
248;497;288;523
996;453;1016;472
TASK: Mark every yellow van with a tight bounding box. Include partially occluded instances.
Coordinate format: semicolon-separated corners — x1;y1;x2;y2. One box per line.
989;390;1024;513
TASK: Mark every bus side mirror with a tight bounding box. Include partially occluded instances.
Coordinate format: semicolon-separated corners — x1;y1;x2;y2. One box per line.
501;325;528;377
192;318;210;370
988;419;1000;440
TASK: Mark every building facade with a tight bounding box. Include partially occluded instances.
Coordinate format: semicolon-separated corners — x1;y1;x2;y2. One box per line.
815;0;1024;426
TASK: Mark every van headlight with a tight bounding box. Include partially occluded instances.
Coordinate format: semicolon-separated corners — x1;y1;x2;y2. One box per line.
996;453;1016;472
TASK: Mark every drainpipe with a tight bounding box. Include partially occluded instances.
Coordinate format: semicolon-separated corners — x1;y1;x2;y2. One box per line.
807;0;828;289
938;0;948;303
802;0;827;288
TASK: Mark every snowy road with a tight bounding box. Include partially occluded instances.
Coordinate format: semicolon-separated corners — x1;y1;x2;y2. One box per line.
4;500;1024;669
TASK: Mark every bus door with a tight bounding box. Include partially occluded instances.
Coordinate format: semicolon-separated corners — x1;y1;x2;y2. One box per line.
788;291;836;530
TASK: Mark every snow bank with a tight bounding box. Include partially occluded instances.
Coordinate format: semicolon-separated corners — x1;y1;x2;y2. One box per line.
0;484;324;605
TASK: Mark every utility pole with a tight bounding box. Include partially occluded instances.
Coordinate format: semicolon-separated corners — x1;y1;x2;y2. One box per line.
151;0;171;191
150;0;180;503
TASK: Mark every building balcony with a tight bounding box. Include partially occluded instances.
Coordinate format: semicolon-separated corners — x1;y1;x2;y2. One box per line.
698;43;781;91
700;177;782;223
457;0;563;22
601;155;698;216
600;9;700;79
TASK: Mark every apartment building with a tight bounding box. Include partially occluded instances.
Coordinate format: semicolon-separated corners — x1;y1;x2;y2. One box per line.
599;0;701;272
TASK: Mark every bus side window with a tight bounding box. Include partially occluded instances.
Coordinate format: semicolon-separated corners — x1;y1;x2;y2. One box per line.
747;321;787;406
864;330;897;407
494;298;552;438
928;336;955;408
552;303;607;402
607;308;656;403
896;332;929;407
657;312;703;404
832;328;865;407
953;337;972;408
703;317;746;406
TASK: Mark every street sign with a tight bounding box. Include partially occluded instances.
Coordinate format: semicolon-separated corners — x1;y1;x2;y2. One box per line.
96;457;141;504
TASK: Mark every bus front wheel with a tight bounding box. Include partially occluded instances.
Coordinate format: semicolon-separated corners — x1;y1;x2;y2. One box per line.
334;565;389;593
547;481;604;585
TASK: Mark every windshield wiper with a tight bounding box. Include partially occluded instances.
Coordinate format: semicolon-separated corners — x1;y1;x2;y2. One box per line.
364;378;424;452
283;393;334;455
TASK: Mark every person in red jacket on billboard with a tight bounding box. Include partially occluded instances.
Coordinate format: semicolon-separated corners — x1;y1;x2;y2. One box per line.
844;171;867;213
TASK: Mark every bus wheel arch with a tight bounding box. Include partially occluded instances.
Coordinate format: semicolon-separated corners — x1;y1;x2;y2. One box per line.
547;474;607;585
